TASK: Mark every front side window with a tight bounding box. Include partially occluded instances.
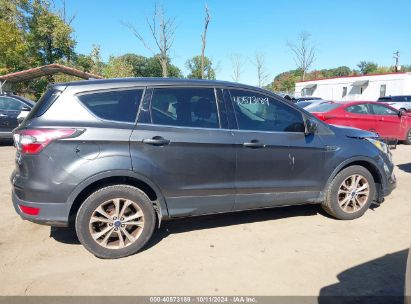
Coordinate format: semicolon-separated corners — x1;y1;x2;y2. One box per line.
0;97;26;111
369;104;398;116
345;104;370;115
78;89;143;123
229;89;305;132
150;87;219;128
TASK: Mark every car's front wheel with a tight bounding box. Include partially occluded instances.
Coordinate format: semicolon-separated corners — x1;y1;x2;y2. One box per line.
321;166;376;220
403;128;411;145
75;185;156;259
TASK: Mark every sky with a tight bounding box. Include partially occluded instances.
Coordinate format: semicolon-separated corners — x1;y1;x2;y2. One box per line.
56;0;411;86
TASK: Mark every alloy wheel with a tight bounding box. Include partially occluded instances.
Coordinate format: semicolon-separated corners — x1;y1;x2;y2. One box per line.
89;198;144;249
337;174;370;213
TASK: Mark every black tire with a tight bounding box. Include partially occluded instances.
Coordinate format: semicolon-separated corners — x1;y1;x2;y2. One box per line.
403;128;411;145
75;185;156;259
321;166;376;220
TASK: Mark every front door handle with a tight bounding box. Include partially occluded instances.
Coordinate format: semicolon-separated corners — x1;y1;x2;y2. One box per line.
142;136;170;146
243;140;265;149
0;114;7;118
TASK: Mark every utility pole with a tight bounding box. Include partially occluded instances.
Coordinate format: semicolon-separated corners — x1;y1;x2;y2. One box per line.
393;51;400;72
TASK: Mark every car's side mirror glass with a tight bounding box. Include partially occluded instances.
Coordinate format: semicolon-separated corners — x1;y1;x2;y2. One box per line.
305;119;318;136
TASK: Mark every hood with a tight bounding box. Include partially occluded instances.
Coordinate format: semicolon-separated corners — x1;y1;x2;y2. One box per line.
328;124;378;139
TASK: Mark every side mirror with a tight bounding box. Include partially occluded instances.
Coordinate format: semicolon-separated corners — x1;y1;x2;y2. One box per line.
20;106;31;112
305;119;318;136
398;109;405;117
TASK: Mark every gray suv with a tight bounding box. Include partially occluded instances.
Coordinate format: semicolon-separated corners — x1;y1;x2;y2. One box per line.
11;78;396;258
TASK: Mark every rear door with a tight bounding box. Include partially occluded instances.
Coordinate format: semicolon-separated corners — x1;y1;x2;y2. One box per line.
224;88;325;210
129;86;236;217
368;103;403;139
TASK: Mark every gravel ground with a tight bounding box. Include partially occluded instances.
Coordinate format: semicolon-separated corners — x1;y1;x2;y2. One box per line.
0;143;410;297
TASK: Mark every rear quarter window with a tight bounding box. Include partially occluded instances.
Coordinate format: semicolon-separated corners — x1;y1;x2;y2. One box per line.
25;89;61;120
78;89;144;123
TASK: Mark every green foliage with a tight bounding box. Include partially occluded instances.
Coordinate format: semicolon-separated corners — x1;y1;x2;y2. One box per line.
26;0;76;65
0;20;27;74
103;56;134;78
357;61;378;75
185;55;216;79
117;53;182;78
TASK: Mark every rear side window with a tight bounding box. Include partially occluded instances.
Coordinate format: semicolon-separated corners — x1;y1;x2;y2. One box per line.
307;102;341;113
229;89;305;132
345;104;370;114
150;87;219;128
78;89;144;123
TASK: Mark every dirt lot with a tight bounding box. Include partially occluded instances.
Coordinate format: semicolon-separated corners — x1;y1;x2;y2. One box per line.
0;142;410;297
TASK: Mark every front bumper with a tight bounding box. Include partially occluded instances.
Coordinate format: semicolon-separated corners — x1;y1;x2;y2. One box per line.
12;188;69;227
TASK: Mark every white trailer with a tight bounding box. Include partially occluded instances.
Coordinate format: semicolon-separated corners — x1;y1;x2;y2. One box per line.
295;72;411;101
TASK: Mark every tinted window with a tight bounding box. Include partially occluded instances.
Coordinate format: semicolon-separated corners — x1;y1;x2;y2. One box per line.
79;89;143;123
150;87;219;128
0;97;26;111
369;104;398;116
307;102;341;113
229;89;304;132
345;104;370;114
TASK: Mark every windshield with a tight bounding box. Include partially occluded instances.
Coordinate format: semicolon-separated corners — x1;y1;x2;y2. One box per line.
307;102;342;113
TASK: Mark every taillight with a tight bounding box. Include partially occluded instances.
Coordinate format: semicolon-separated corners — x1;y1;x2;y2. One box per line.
13;128;79;155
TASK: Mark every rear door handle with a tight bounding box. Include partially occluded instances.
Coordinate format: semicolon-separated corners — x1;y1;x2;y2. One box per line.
142;136;170;146
0;114;7;118
243;140;265;149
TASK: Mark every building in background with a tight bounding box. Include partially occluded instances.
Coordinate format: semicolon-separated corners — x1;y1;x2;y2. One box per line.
294;72;411;101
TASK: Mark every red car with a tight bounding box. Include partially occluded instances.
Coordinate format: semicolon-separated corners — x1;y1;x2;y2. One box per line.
307;101;411;144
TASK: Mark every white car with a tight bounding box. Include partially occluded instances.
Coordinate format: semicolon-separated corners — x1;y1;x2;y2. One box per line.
377;96;411;112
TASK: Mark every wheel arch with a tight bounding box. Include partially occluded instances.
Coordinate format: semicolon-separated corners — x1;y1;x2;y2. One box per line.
324;157;384;201
67;170;169;224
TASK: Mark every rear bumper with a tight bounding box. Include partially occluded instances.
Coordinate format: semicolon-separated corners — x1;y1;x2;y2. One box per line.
11;188;69;227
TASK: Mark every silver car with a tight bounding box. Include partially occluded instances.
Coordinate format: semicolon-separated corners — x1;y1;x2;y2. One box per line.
377;96;411;112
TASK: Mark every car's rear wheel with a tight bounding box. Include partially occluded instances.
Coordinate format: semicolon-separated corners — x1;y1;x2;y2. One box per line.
75;185;156;259
403;128;411;145
321;166;376;220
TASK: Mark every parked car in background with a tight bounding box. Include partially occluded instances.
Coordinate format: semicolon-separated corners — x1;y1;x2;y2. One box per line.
11;78;396;258
294;96;323;103
0;93;34;140
308;101;411;144
295;99;327;109
377;95;411;112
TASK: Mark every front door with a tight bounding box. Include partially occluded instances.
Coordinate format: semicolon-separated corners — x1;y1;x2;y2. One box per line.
129;87;236;217
225;88;324;210
368;103;403;139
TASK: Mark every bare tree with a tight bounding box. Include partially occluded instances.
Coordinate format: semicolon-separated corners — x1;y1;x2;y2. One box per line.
200;4;211;79
123;3;176;77
230;54;246;82
287;31;316;81
252;53;270;87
